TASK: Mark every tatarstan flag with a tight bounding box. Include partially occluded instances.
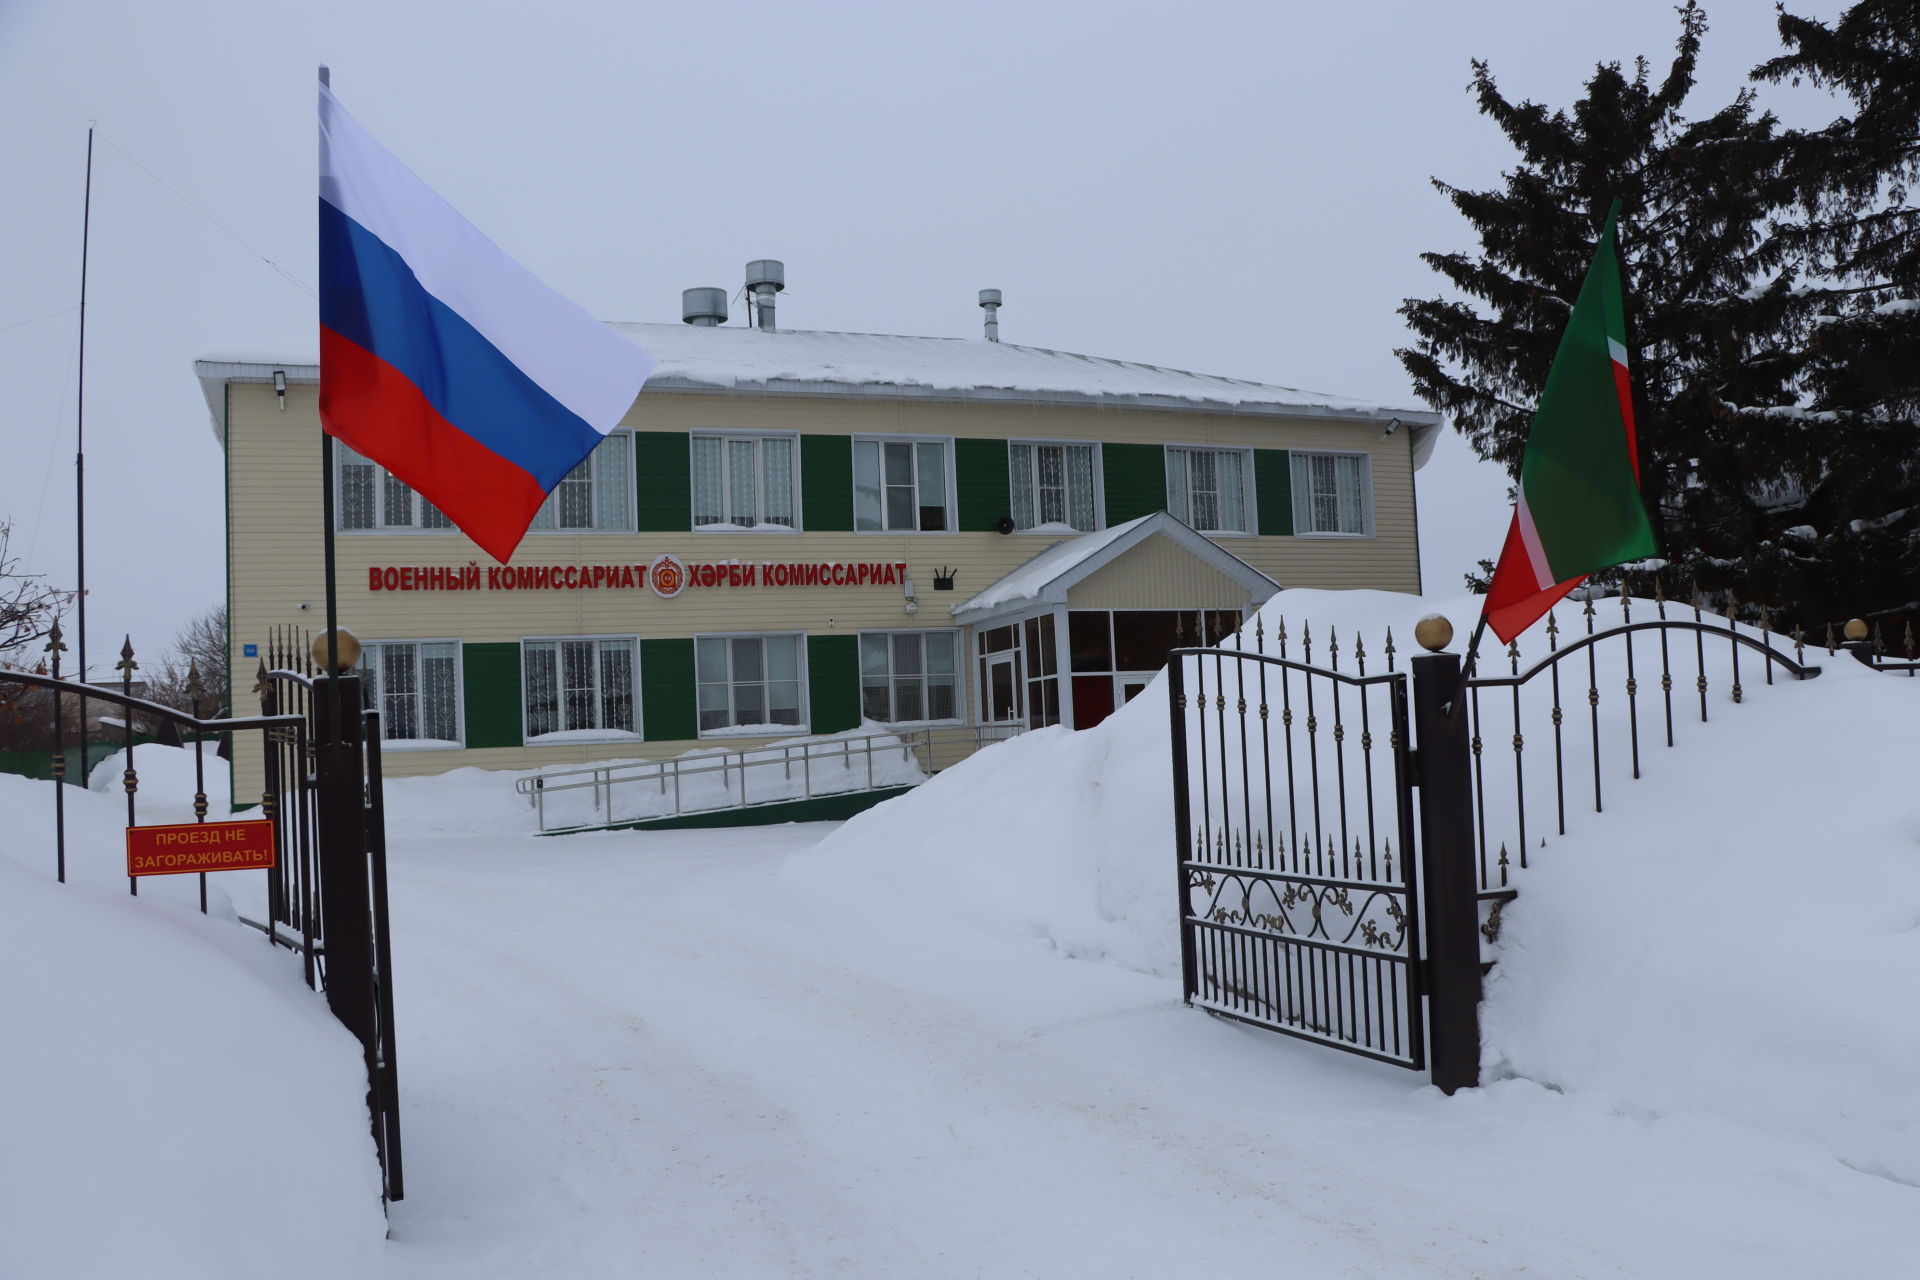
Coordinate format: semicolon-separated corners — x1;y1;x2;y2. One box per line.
1483;201;1657;643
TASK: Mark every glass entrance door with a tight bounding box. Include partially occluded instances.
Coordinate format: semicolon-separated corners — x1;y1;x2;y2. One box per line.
985;651;1021;725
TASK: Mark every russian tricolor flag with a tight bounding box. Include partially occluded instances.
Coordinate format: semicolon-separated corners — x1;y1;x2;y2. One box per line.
318;83;653;562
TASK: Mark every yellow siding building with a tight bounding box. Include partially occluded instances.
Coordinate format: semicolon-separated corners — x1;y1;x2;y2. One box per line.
199;314;1439;801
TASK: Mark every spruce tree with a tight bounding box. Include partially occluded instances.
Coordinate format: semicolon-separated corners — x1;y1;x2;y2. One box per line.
1749;1;1920;640
1397;2;1920;638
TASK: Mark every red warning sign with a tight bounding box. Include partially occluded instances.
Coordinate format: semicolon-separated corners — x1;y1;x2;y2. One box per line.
126;820;277;877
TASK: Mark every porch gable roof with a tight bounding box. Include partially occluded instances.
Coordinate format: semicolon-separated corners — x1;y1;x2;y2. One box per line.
949;512;1280;626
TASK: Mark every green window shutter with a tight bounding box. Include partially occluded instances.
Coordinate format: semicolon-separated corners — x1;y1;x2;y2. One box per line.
806;633;859;735
641;638;697;741
1102;443;1168;524
954;438;1011;532
462;642;523;749
634;432;691;532
801;436;853;531
1254;449;1294;536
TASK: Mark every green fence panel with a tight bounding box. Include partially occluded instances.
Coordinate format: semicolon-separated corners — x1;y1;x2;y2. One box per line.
0;739;154;785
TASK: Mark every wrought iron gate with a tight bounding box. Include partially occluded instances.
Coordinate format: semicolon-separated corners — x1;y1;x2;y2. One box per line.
1172;595;1833;1095
1168;627;1428;1070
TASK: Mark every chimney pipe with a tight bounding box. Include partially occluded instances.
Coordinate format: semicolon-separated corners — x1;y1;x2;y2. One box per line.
745;259;785;332
682;287;728;327
978;288;1002;342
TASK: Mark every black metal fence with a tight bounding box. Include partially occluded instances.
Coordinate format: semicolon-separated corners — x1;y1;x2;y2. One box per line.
0;623;402;1204
1171;595;1850;1095
1;624;301;903
258;625;403;1204
1460;590;1823;919
1836;616;1919;675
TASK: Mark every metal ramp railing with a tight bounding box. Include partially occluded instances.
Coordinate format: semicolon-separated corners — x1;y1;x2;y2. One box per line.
515;723;1024;833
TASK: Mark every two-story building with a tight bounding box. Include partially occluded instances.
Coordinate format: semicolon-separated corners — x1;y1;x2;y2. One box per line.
198;276;1439;797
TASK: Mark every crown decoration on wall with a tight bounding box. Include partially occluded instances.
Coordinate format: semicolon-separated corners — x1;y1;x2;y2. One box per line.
932;567;958;591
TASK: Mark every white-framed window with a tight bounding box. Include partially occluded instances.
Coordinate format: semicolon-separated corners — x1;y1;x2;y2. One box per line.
530;431;633;532
336;444;454;532
1290;450;1372;536
696;633;806;735
521;637;638;740
854;437;952;532
860;631;961;724
356;640;462;746
1009;441;1100;532
1166;446;1252;534
691;432;797;531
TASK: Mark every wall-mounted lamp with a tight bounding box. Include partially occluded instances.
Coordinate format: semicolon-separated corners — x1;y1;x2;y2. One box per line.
1379;416;1400;442
273;369;288;412
902;577;918;615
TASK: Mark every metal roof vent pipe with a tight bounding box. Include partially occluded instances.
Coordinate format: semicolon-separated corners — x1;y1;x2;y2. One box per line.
682;287;729;327
979;288;1002;342
746;259;785;332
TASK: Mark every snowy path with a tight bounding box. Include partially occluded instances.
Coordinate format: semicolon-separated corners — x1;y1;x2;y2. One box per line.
375;824;1917;1279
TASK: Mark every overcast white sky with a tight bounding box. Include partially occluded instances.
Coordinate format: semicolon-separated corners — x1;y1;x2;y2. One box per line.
0;0;1848;675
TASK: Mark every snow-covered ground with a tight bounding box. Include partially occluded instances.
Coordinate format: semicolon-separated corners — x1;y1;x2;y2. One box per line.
0;763;385;1280
3;590;1917;1277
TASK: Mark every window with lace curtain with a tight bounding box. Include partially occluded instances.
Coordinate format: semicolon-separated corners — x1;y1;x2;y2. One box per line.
1289;450;1372;536
1165;446;1252;534
521;637;637;739
1009;442;1099;531
528;431;633;532
690;432;797;530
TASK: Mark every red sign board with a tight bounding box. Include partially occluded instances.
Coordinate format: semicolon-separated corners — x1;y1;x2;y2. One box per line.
365;558;911;595
126;820;277;877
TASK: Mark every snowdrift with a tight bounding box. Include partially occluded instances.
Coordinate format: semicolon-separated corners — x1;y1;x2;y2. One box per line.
792;589;1920;1186
0;759;387;1279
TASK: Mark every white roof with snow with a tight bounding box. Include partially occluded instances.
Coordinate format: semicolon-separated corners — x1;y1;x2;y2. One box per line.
950;512;1280;625
195;323;1441;460
608;324;1433;426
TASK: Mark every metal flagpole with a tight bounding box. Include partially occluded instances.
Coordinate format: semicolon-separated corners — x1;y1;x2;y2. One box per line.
1459;613;1490;682
75;124;94;807
319;64;341;687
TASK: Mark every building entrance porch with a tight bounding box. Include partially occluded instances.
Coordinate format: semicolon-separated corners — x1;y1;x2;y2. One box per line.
953;512;1281;736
